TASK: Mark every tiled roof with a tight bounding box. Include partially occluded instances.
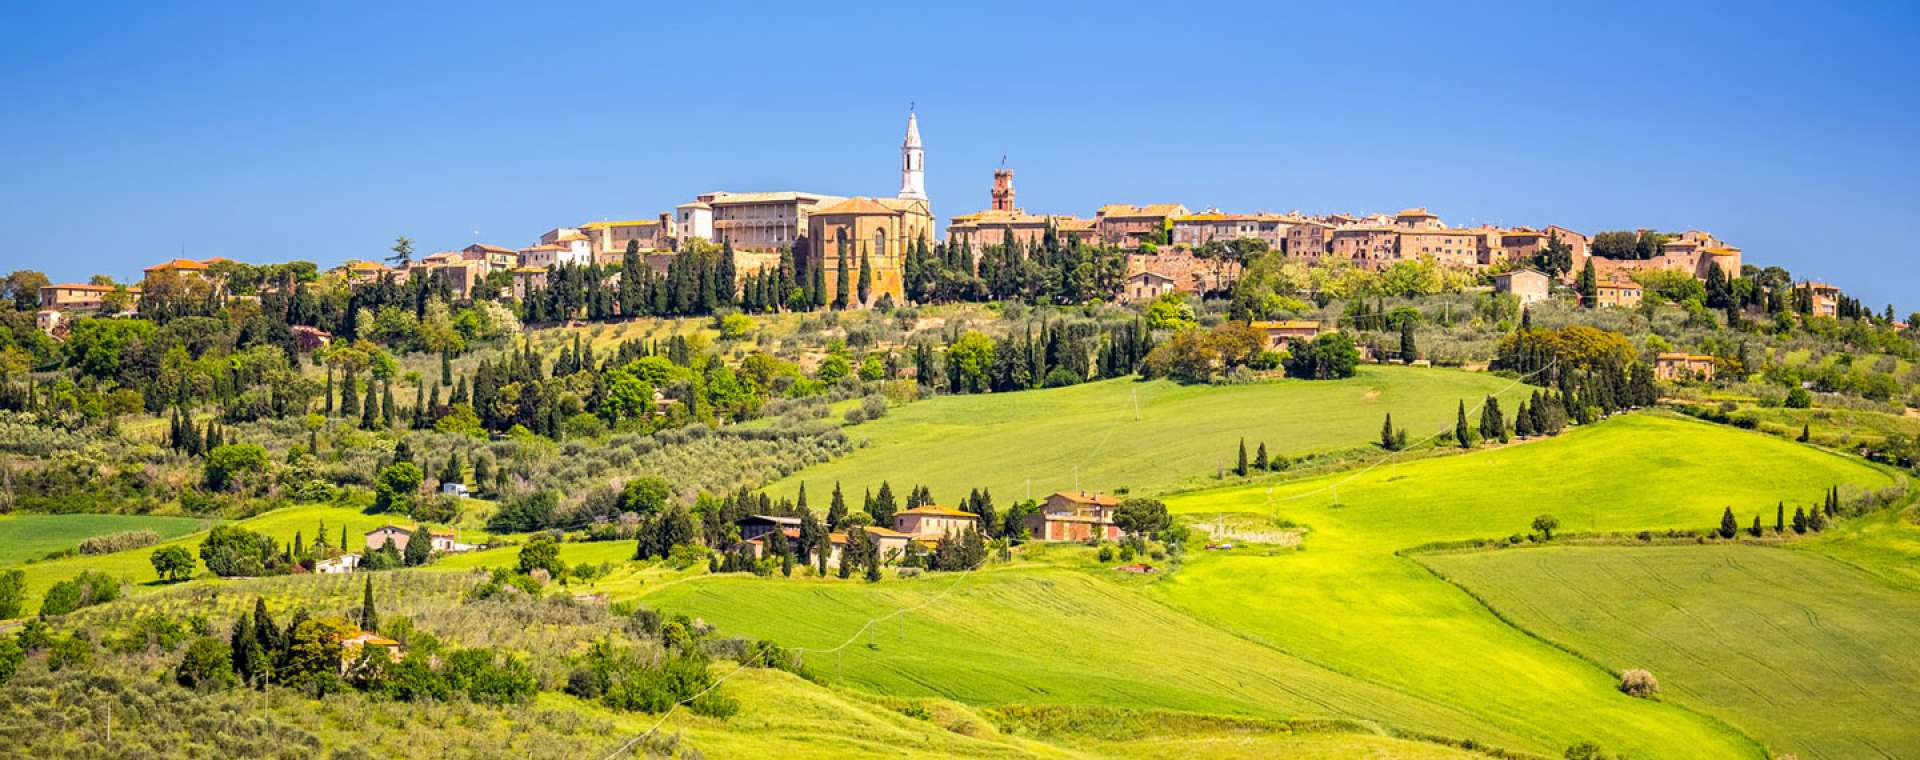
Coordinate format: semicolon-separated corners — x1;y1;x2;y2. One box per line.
705;191;845;205
1395;207;1438;218
1250;320;1322;330
815;197;900;216
145;258;209;272
895;505;978;519
1050;491;1119;506
1097;203;1185;218
579;220;660;229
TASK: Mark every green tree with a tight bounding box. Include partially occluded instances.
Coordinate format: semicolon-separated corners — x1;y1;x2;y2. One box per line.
1399;318;1417;364
403;526;432;566
1532;514;1559;540
0;569;25;619
374;461;424;514
204;443;269;491
1114;498;1171;538
857;247;873;306
359;576;378;632
150;545;196;582
1718;506;1738;539
387;235;415;266
1235;438;1249;476
1455;400;1473;448
176;636;238;691
518;535;564;577
1576;259;1598;307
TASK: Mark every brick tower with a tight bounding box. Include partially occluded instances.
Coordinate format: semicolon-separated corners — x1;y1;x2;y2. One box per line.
991;167;1015;212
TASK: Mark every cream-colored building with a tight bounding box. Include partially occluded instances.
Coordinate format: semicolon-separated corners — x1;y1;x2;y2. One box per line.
805;197;929;307
1095;203;1189;248
580;217;676;263
1170;211;1295;249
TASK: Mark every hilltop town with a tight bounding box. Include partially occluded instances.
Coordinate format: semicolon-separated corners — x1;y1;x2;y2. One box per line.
3;111;1920;760
27;112;1886;341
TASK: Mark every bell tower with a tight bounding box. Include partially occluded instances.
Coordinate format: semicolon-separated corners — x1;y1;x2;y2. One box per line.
898;109;927;201
991;165;1015;212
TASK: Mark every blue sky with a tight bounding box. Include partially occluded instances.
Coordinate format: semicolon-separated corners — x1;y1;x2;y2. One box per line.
2;1;1916;313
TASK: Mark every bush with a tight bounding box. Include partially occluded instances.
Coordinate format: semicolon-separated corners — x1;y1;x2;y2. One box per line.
78;529;161;555
0;569;24;619
198;524;284;577
39;570;121;616
203;443;269;491
1618;668;1659;698
1784;386;1813;408
1096;545;1115;562
175;636;237;691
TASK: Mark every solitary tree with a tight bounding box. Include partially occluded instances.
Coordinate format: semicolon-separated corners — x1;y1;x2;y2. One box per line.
150;545;196;583
1718;507;1738;539
387;236;415;266
1748;515;1763;538
1455;400;1473;448
359;576;377;632
1235;438;1249;476
1399;319;1417;364
1532;514;1559;541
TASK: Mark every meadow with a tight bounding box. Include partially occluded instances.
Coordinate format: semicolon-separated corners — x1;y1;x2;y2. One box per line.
763;364;1535;504
1151;413;1896;758
0;513;215;564
1422;545;1920;760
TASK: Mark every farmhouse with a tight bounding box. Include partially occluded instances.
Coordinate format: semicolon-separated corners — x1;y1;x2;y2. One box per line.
1654;352;1716;381
315;554;361;574
1249;320;1328;350
1024;491;1124;542
363;525;472;554
891;506;980;540
1122;271;1176;303
1595;273;1643;308
340;630;404;670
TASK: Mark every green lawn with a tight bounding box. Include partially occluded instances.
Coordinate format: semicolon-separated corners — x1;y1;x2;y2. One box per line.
764;365;1534;505
1151;413;1895;758
1423;546;1920;760
0;513;216;564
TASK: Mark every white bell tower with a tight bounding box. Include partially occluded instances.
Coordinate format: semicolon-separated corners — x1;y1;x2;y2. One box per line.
898;109;927;201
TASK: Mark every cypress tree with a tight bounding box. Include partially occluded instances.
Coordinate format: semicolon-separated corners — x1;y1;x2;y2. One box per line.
1792;506;1808;534
340;372;359;417
1235;438;1249;476
440;350;453;386
827;482;847;530
870;481;897;525
1255;442;1269;470
381;381;396;427
1399;319;1417;364
857;246;873;306
360;576;377;632
324;368;335;415
1748;515;1763;537
404;527;431;566
835;240;851;309
1798;424;1811;442
1775;501;1785;533
1381;413;1397;450
1718;506;1738;539
360;389;377;430
1456;400;1473;448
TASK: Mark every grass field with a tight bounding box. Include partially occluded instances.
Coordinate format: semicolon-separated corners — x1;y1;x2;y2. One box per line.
763;365;1534;504
0;513;216;564
1423;545;1920;759
1149;413;1895;758
5;503;414;617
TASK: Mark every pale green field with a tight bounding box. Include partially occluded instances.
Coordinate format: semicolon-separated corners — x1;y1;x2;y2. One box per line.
0;513;216;564
7;504;426;617
1152;413;1894;758
1423;545;1920;760
765;365;1534;505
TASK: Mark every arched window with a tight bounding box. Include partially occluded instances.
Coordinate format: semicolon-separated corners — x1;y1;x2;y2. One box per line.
874;229;887;259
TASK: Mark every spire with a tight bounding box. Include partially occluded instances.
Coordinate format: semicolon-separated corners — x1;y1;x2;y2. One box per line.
903;110;922;149
898;109;927;201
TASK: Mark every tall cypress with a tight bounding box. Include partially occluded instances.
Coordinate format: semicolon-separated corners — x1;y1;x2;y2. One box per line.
1456;400;1473;448
359;576;377;632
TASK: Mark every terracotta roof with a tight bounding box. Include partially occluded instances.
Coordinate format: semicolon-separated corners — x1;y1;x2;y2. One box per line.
145;258;209;272
521;244;564;252
347;261;388;271
814;197;901;216
1127;271;1176;283
895;505;978;519
863;526;911;538
553;232;587;242
467;244;516;253
1049;491;1120;507
1249;320;1322;331
1656;352;1714;361
1097;204;1185;218
579;220;660;229
45;283;120;292
1701;246;1741;256
1395;208;1438;218
1397;228;1476;237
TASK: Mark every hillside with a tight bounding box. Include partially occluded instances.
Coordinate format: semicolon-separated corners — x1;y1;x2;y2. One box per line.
765;364;1534;503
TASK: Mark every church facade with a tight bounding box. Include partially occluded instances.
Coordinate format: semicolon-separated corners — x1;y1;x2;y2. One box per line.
802;111;932;307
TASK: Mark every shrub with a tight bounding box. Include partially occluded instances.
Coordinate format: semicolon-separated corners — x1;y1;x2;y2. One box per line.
175;636;237;691
1096;545;1115;562
39;570;121;616
150;545;197;582
0;569;24;619
78;529;161;555
1618;668;1659;698
198;524;284;577
47;632;94;671
203;443;269;491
